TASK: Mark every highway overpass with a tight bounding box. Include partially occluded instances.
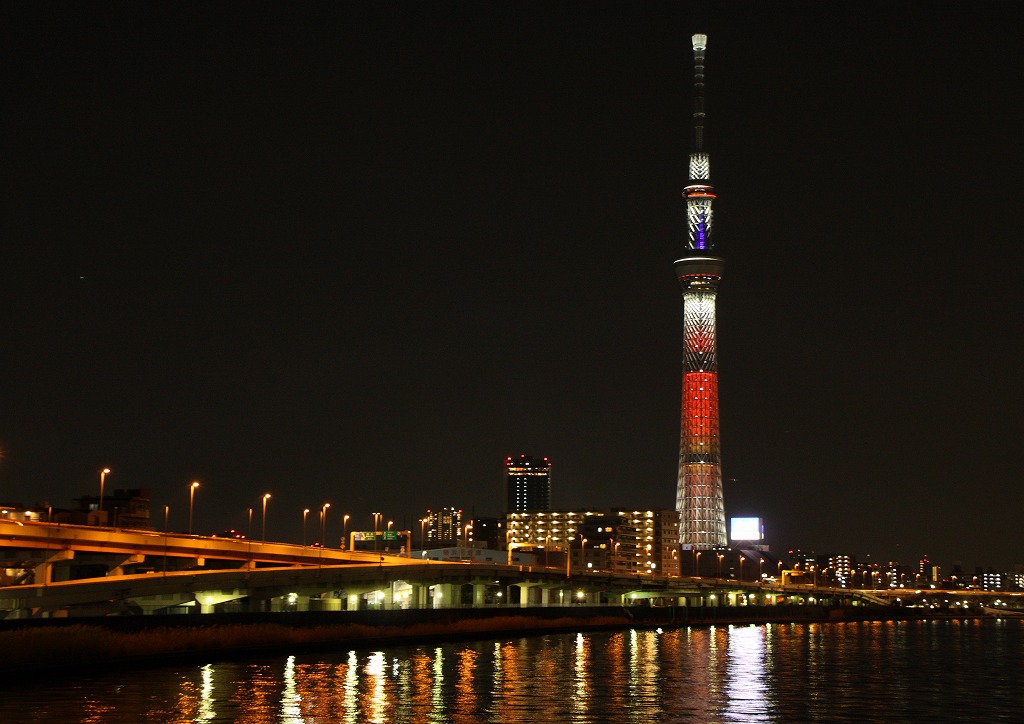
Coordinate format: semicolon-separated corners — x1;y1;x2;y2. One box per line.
0;520;953;619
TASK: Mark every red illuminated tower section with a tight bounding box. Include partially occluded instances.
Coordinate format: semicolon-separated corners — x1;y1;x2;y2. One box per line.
675;33;727;548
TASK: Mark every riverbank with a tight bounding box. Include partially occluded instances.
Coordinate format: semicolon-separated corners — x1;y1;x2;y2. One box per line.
0;605;985;678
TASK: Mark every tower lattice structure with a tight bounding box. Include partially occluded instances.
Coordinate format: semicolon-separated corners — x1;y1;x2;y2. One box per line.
675;33;727;549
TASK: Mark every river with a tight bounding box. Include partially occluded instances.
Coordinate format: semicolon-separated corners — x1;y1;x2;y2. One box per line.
1;618;1020;722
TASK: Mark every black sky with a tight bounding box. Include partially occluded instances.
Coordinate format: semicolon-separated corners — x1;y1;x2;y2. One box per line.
2;2;1022;569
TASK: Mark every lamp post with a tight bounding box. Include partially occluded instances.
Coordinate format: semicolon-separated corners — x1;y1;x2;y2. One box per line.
261;493;271;542
717;553;724;579
247;507;253;539
566;536;573;578
739;556;745;581
580;537;587;571
320;503;331;546
695;550;702;577
372;512;381;552
163;505;170;574
343;514;350;550
420;517;428;552
98;468;110;526
302;508;310;547
759;558;765;581
188;481;200;534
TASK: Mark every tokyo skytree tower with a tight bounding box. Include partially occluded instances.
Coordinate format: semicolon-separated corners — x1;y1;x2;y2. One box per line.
675;33;727;549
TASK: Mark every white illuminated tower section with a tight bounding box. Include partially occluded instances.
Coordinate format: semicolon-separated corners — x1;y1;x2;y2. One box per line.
675;33;727;549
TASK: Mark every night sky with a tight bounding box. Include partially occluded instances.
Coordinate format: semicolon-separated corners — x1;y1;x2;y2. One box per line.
3;3;1022;569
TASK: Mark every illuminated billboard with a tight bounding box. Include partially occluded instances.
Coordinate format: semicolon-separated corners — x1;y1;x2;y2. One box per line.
730;517;763;541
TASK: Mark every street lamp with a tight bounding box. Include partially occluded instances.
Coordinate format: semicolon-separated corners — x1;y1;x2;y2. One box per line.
261;493;271;542
372;512;381;552
98;468;111;525
320;503;331;546
163;505;170;574
695;550;702;576
343;514;350;550
717;553;724;579
302;508;310;547
759;558;765;580
188;481;200;534
420;517;428;552
739;556;745;581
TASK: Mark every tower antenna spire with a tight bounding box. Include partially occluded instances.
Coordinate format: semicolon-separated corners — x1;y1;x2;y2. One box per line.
691;33;707;154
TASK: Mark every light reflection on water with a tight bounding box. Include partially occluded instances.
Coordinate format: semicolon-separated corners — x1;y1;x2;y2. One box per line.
1;619;1022;722
724;625;768;721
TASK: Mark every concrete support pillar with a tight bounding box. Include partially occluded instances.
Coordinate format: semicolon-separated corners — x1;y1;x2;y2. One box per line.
433;583;457;608
473;583;486;607
517;584;536;608
33;562;52;586
32;551;74;585
107;554;145;577
540;588;551;607
409;583;425;609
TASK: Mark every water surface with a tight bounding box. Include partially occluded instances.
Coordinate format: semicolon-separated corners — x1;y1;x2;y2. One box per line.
3;619;1021;722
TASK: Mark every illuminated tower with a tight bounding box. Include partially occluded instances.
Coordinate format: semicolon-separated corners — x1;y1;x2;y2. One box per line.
675;33;727;548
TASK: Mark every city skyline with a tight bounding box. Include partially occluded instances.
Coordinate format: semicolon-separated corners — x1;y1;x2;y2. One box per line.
3;4;1022;569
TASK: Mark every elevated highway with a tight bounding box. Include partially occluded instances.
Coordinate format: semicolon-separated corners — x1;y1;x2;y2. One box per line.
0;520;918;619
0;519;406;579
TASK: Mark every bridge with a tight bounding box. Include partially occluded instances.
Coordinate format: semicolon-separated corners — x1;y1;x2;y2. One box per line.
0;520;1001;619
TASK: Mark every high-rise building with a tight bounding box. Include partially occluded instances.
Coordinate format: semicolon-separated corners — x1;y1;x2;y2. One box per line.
613;509;682;577
506;508;681;576
505;455;551;513
425;507;463;547
829;554;853;587
467;516;505;549
506;509;601;548
675;33;727;549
